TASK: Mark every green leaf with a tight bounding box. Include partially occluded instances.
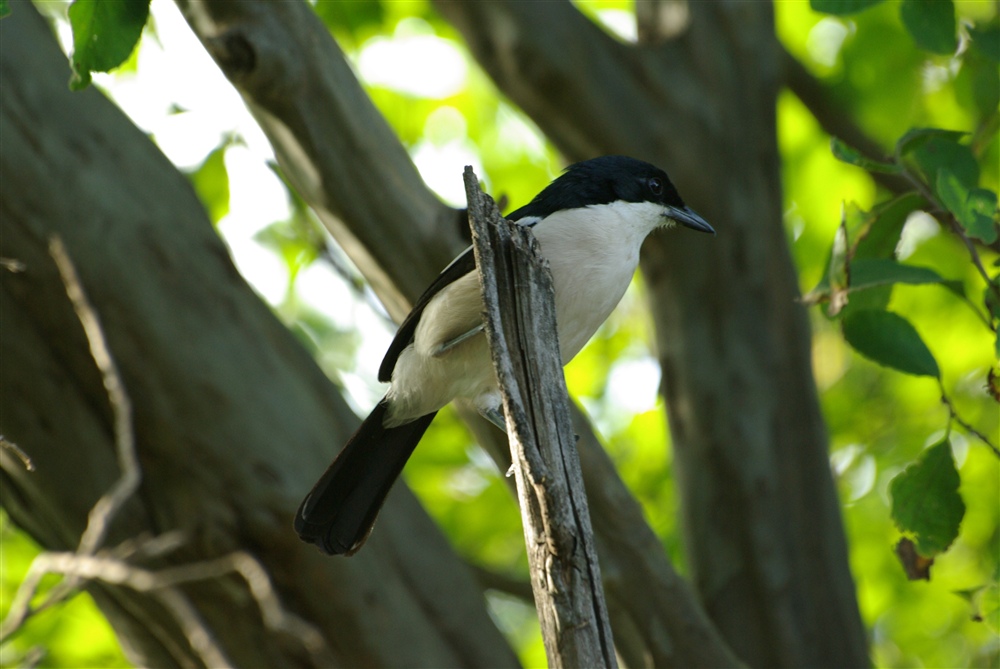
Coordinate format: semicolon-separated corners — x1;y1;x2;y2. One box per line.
188;144;231;225
803;195;925;310
956;48;1000;118
963;189;999;244
969;21;1000;63
937;170;1000;244
810;0;885;15
830;137;902;174
850;259;945;290
854;192;926;260
900;0;958;55
68;0;150;90
314;0;385;36
912;135;979;194
0;0;10;19
896;127;968;157
890;439;965;556
842;309;940;377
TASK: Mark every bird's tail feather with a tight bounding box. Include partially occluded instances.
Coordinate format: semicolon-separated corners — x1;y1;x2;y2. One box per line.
295;398;436;555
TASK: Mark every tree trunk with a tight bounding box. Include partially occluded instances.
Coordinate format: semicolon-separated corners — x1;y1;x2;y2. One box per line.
0;5;517;667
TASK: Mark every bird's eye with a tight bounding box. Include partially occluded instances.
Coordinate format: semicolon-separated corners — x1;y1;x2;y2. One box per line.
648;177;663;195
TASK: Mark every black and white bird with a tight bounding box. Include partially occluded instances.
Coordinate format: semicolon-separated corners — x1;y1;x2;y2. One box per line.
295;155;714;555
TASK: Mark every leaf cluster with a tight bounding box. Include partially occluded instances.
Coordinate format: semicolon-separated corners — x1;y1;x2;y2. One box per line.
807;0;999;579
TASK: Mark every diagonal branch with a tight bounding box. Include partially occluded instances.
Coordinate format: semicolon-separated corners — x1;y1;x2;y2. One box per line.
175;0;466;318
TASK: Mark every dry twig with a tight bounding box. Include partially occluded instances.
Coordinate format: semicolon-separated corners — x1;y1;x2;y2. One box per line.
0;236;328;666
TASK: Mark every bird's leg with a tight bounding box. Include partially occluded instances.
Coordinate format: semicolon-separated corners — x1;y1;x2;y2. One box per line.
431;324;485;357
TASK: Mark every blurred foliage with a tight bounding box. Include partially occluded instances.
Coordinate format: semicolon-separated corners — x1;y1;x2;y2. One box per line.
0;512;129;668
4;0;998;667
186;137;233;225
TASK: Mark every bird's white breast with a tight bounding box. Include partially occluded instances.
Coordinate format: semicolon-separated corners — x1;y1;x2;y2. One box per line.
533;201;666;361
385;200;666;425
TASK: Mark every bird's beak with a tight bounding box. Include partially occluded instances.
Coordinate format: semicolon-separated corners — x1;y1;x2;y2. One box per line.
665;205;715;235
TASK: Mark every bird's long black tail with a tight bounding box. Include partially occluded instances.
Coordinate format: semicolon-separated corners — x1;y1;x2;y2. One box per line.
295;398;437;555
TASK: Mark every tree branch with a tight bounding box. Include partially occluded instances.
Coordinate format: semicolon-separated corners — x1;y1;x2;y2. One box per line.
465;167;617;668
175;0;466;317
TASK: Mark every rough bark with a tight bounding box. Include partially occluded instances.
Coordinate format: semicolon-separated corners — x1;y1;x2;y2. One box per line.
0;5;517;667
435;1;869;667
465;170;616;668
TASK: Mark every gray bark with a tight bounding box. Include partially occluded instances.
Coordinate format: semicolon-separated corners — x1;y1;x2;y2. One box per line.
0;5;516;667
465;169;615;668
434;1;869;667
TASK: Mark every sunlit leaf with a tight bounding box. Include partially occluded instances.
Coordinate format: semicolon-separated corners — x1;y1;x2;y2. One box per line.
0;0;11;19
68;0;150;90
899;0;957;55
976;583;1000;632
842;309;940;377
188;143;231;225
830;137;901;174
810;0;885;15
890;439;965;556
254;216;322;284
314;0;385;36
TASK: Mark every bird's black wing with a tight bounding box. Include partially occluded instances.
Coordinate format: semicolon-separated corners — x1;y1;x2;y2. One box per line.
377;207;546;384
378;247;476;382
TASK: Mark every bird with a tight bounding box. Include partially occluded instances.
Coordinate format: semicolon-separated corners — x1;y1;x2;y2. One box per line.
295;155;714;555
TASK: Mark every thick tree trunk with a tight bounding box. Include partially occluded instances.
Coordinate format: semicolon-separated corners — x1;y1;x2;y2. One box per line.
0;5;517;667
642;7;868;667
435;1;869;666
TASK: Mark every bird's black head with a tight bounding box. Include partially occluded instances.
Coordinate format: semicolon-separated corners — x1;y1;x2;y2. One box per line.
508;155;714;234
